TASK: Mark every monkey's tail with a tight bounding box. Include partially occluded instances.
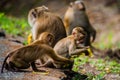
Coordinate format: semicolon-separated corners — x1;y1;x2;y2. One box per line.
91;30;96;42
1;54;9;73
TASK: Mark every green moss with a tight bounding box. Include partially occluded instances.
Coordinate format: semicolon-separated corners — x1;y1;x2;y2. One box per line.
0;13;30;37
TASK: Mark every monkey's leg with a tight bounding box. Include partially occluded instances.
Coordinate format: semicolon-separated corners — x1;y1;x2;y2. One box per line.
7;62;20;72
48;51;71;63
35;59;44;65
5;62;14;71
31;62;46;72
85;32;91;46
12;59;30;69
50;54;74;69
39;59;57;68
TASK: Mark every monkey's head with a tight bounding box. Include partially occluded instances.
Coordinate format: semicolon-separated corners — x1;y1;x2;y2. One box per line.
72;27;87;44
28;5;49;27
38;32;55;46
69;0;85;11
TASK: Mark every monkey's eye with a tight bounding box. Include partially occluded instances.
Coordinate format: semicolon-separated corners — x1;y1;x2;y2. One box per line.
32;12;36;18
72;32;76;35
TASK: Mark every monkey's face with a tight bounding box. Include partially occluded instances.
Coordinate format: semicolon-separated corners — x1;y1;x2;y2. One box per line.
31;6;49;18
28;5;49;26
69;1;85;11
74;32;86;44
46;35;54;46
72;27;86;44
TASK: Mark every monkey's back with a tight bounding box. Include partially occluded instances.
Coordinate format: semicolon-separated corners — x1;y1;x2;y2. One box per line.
54;35;74;57
31;11;67;47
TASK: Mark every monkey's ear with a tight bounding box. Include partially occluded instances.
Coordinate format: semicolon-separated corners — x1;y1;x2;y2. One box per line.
70;2;74;7
47;34;54;42
75;0;85;10
42;5;49;10
78;2;85;10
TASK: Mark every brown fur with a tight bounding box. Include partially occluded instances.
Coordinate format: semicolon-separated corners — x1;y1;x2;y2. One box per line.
54;27;89;58
64;1;96;46
1;32;73;73
28;6;67;47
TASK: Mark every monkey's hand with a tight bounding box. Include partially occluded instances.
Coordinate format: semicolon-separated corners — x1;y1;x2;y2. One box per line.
91;29;96;42
87;48;94;57
83;46;90;49
62;60;74;70
27;33;32;44
70;48;88;56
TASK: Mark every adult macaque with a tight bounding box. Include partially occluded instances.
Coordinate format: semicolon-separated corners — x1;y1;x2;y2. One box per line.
1;32;73;73
28;5;67;47
54;27;89;58
64;1;96;46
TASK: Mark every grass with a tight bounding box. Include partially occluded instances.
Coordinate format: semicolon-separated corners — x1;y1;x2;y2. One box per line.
73;56;120;80
94;31;120;50
0;13;30;37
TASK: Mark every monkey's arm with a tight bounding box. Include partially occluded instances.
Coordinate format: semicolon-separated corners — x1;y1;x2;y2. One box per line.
69;48;87;56
83;14;96;42
69;43;88;56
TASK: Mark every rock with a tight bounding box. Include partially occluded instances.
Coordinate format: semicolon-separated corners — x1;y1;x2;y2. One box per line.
0;29;6;38
0;67;87;80
0;38;23;57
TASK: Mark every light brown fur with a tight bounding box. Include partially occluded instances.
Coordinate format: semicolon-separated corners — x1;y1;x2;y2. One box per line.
64;1;96;46
1;32;72;73
28;6;67;47
54;27;89;58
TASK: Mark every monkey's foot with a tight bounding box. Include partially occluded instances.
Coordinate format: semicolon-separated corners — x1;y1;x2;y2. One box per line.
32;70;49;75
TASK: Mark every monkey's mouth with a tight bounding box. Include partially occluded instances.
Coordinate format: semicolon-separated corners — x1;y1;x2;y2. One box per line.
76;39;84;44
79;37;85;43
79;39;84;43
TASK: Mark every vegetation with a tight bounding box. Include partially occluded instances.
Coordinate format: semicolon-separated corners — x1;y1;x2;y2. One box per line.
0;13;30;37
73;56;120;80
93;31;120;50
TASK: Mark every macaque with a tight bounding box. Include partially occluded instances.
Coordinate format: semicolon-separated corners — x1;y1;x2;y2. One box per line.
1;32;73;73
64;1;96;46
28;5;67;47
0;29;6;37
54;27;89;58
35;32;56;67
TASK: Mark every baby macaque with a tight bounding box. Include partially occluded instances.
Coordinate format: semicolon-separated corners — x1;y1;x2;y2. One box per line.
54;27;89;58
